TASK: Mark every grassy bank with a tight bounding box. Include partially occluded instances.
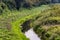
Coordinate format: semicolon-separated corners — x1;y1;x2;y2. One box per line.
33;4;60;40
0;4;50;40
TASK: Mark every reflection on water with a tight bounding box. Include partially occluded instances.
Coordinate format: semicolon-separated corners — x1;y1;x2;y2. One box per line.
25;28;40;40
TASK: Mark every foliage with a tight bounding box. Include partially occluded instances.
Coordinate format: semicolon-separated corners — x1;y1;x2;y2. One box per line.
0;4;50;40
0;0;60;40
33;4;60;40
0;0;50;10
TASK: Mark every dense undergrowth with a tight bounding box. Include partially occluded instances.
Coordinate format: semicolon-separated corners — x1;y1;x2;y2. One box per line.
33;4;60;40
0;1;60;40
0;2;50;40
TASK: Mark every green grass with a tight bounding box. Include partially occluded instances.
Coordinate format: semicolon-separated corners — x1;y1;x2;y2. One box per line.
33;4;60;40
1;2;60;40
0;4;50;40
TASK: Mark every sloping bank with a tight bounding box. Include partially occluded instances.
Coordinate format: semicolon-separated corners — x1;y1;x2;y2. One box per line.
11;5;51;40
33;4;60;40
0;4;50;40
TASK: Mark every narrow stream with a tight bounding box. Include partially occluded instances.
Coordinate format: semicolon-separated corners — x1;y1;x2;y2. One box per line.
25;28;41;40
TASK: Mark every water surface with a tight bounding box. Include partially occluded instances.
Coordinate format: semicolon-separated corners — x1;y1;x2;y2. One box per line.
25;28;40;40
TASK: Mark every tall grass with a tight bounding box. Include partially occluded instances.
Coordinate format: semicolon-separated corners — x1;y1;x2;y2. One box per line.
0;5;50;40
33;4;60;40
